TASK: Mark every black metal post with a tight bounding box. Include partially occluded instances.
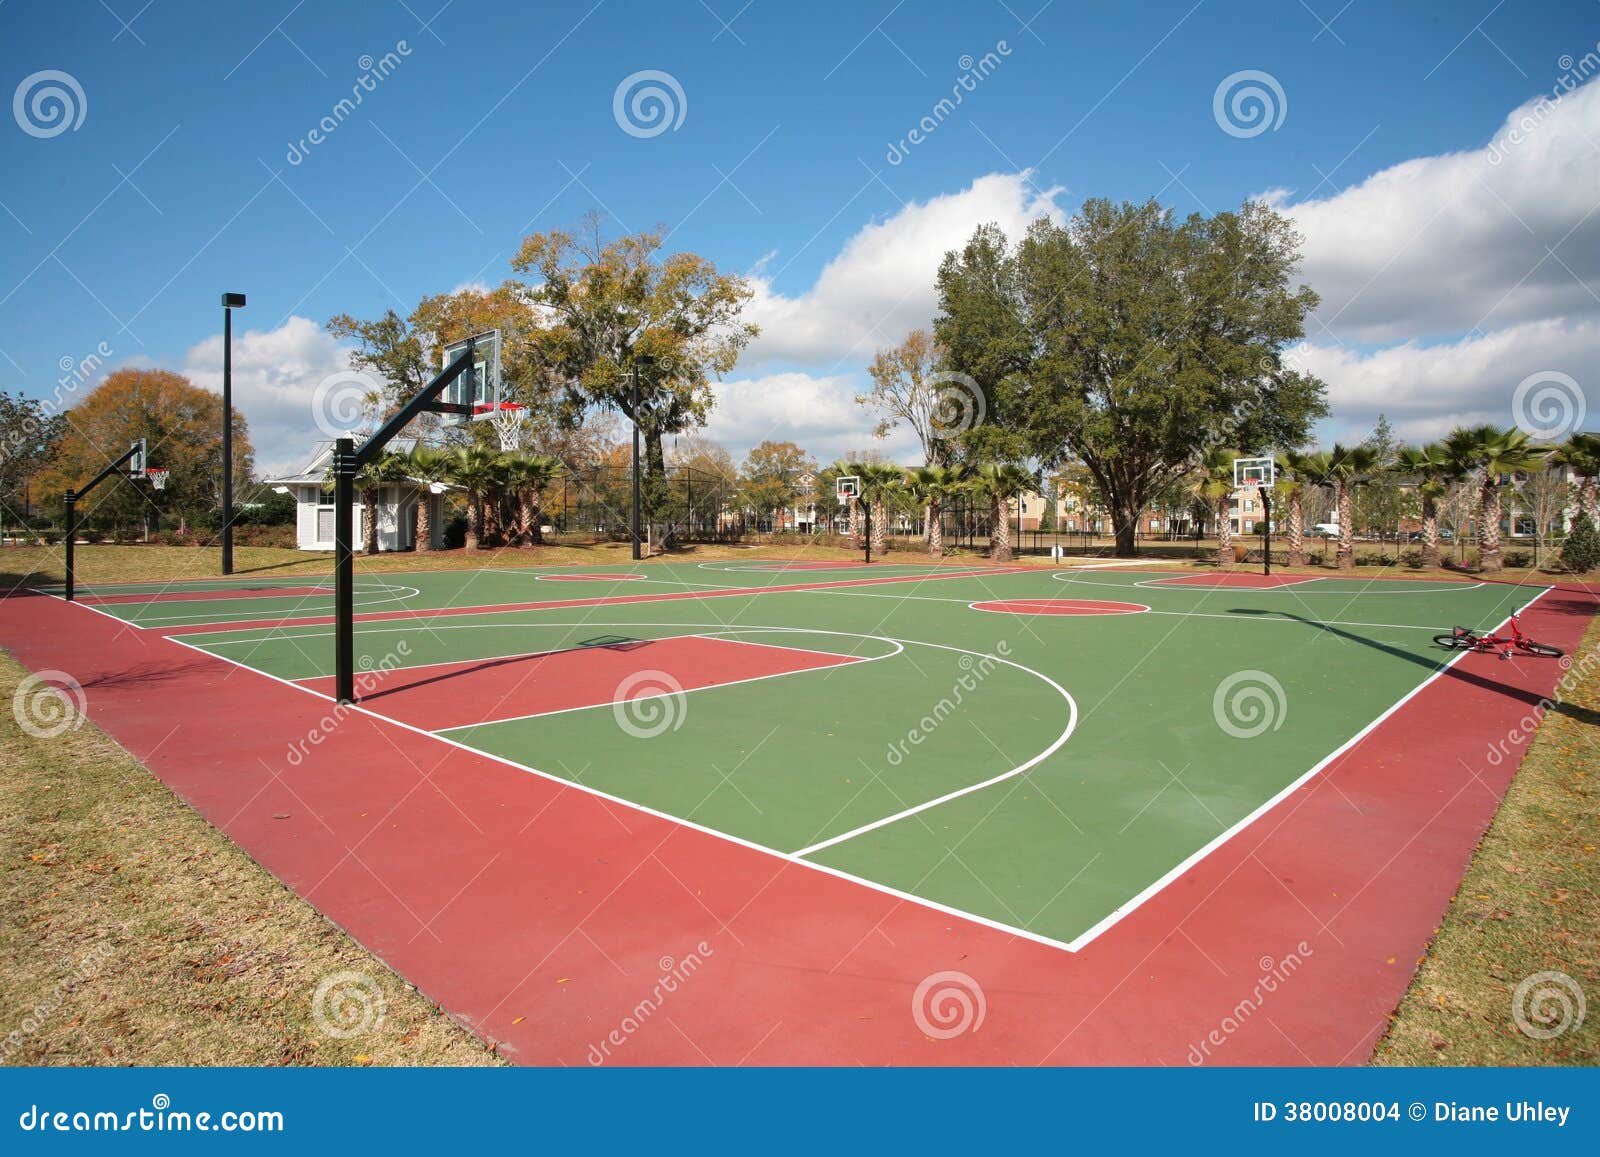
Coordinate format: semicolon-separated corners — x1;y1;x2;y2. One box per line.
334;438;355;704
220;293;245;575
1261;488;1273;577
63;492;76;601
631;364;642;561
863;498;872;565
329;343;476;704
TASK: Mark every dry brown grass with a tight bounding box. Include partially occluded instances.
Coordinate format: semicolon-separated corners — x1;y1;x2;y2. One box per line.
0;648;500;1066
1373;612;1600;1065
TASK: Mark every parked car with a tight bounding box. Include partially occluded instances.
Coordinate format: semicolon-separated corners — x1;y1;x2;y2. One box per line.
1312;523;1340;537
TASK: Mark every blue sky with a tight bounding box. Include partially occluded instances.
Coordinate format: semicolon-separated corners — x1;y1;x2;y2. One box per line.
3;0;1599;470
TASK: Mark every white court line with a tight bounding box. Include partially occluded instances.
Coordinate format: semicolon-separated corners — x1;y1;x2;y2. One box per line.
152;583;1550;953
1063;585;1555;950
435;636;898;733
792;654;1077;857
163;625;1088;955
103;584;422;627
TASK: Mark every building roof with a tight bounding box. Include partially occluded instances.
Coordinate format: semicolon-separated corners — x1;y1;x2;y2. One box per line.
266;438;461;491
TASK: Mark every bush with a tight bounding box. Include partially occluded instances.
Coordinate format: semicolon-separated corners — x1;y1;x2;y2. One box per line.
1560;514;1600;573
1355;552;1397;567
443;514;468;549
1399;548;1423;568
1501;550;1533;569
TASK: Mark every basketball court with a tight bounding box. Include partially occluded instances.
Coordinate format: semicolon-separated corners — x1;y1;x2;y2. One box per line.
41;560;1579;955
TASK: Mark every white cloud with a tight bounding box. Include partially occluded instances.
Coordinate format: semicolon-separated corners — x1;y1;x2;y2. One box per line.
1280;75;1600;345
743;171;1066;368
1297;316;1599;444
182;316;354;476
700;372;921;465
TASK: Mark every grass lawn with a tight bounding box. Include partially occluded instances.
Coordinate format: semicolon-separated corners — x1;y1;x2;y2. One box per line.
0;646;499;1066
1374;611;1600;1065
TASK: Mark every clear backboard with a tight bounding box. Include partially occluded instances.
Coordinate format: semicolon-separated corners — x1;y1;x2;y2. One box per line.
836;475;860;501
440;330;503;426
1233;456;1275;488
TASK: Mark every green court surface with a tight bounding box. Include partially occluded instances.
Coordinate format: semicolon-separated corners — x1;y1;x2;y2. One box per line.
70;562;1545;950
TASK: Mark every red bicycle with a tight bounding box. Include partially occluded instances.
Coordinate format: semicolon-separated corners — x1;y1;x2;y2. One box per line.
1433;613;1563;660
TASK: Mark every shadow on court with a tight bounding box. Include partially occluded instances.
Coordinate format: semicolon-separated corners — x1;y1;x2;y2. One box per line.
1230;607;1600;727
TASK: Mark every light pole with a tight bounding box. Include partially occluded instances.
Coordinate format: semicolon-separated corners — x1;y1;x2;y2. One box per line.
630;355;654;561
220;292;246;574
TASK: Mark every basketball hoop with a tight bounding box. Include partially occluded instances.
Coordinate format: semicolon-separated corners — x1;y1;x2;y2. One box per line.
145;467;169;491
482;402;527;451
836;474;860;501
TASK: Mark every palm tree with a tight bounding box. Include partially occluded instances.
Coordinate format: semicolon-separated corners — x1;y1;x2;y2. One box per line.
1395;443;1450;569
969;463;1033;563
1276;450;1314;566
903;464;966;560
1325;443;1378;571
406;446;449;552
1441;425;1548;572
856;463;904;557
500;454;561;546
1188;447;1240;568
1555;431;1600;528
444;445;502;551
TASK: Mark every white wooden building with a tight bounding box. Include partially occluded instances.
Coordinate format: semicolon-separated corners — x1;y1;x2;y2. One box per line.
266;440;454;552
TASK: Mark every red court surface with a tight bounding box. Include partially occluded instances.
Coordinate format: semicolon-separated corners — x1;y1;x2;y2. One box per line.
81;585;332;605
296;635;861;732
970;598;1149;616
1151;573;1320;588
2;583;1592;1066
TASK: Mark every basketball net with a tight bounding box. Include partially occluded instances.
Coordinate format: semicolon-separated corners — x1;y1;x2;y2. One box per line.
489;404;526;451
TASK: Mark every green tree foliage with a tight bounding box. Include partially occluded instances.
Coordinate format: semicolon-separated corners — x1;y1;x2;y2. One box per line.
738;440;816;527
1354;414;1408;539
511;217;758;521
33;369;254;538
0;390;66;530
1559;512;1600;573
934;199;1328;555
1555;432;1600;526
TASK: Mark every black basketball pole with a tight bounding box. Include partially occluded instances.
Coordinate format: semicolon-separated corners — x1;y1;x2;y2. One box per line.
1261;487;1273;577
220;292;246;575
333;437;356;703
631;362;641;562
63;491;76;603
332;344;478;704
61;442;143;601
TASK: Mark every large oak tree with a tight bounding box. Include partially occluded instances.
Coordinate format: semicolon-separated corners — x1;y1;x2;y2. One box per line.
935;199;1328;556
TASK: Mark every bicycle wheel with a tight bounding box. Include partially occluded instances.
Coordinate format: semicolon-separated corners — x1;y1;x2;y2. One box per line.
1433;633;1473;650
1518;640;1564;658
